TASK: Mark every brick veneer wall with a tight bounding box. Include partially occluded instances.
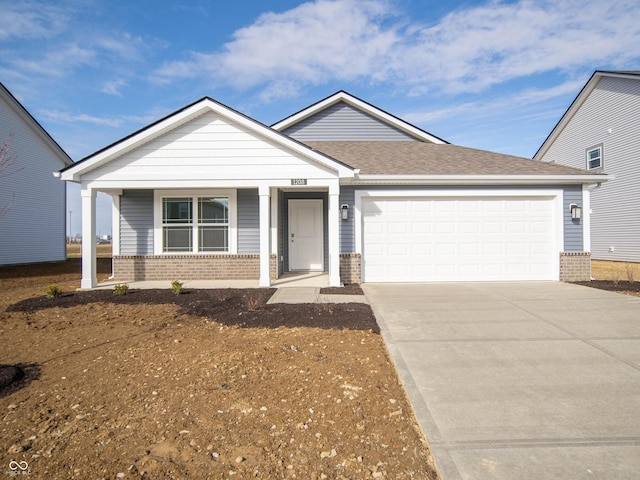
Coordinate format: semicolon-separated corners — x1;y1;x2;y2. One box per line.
340;253;361;284
113;254;277;281
559;252;591;282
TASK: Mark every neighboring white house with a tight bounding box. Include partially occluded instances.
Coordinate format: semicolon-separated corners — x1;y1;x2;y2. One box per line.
60;91;608;288
0;82;72;266
534;71;640;263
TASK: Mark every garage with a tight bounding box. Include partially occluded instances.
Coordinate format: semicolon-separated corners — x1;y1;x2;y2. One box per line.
361;194;559;282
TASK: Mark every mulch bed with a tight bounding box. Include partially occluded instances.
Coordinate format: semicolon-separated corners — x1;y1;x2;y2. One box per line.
6;288;378;332
573;280;640;294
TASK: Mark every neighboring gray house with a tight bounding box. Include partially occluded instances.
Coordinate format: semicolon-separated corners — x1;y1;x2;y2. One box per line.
0;82;72;266
60;91;607;288
534;71;640;263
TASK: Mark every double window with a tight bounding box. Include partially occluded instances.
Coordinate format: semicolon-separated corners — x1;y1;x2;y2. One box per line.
155;191;236;254
586;144;603;170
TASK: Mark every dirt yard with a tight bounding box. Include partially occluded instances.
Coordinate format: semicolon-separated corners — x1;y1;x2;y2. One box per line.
0;259;438;479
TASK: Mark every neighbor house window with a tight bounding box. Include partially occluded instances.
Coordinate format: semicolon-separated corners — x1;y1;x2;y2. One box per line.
161;195;229;253
586;145;603;170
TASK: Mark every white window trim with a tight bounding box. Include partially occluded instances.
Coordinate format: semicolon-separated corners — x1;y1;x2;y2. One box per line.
153;189;237;255
586;144;603;170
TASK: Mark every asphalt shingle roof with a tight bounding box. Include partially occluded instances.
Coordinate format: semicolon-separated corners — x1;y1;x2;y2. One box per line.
304;141;595;176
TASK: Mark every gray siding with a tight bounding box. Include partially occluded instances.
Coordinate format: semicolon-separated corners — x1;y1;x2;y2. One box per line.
237;189;259;254
120;190;153;255
339;186;356;253
0;94;68;265
563;185;583;251
540;75;640;261
282;102;418;141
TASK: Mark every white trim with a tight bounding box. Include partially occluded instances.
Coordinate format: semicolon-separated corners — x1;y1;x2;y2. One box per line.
153;189;237;255
259;185;271;287
582;184;591;252
270;187;278;256
351;174;610;186
80;187;97;289
272;91;446;144
328;182;340;286
111;194;120;256
355;188;564;282
75;178;344;191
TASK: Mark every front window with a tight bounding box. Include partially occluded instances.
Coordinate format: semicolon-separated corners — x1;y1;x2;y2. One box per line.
163;198;192;251
198;197;229;252
586;145;603;170
162;196;229;253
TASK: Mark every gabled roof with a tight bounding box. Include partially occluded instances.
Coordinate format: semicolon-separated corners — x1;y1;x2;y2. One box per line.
61;96;355;181
306;141;608;185
533;71;640;160
0;82;72;166
271;90;448;144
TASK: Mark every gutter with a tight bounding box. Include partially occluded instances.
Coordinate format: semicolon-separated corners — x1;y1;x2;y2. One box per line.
347;174;612;186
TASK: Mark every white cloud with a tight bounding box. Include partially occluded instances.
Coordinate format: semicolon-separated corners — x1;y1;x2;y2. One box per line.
101;79;128;96
0;1;70;40
38;109;124;128
154;0;640;99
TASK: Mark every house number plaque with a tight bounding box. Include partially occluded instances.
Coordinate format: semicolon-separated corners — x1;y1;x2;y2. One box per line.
291;178;307;185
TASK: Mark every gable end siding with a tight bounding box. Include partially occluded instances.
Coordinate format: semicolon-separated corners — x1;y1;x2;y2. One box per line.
540;76;640;261
281;103;418;142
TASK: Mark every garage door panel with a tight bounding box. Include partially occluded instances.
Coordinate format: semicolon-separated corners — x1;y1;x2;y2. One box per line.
362;196;557;282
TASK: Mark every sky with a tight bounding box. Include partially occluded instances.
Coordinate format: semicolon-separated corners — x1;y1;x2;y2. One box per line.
1;0;639;236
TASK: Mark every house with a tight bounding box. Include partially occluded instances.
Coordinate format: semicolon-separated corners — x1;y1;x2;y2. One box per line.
534;70;640;264
0;82;72;266
60;91;607;288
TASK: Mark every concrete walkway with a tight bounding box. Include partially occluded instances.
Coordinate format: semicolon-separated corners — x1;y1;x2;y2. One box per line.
363;282;640;480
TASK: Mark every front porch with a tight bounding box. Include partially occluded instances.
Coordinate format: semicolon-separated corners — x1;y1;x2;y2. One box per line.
79;184;346;289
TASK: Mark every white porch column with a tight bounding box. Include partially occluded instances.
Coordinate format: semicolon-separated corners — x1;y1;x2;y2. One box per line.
259;185;271;287
80;186;97;289
582;184;591;252
111;194;120;256
328;182;341;287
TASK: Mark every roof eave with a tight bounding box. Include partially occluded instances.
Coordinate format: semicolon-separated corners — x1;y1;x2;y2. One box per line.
349;174;612;186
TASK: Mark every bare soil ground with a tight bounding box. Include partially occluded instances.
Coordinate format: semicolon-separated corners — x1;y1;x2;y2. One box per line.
0;258;438;479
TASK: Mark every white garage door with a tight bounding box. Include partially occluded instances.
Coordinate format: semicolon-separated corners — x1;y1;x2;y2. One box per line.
362;196;557;282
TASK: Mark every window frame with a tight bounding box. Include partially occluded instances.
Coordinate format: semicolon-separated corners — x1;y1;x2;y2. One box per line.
154;190;237;254
586;144;604;171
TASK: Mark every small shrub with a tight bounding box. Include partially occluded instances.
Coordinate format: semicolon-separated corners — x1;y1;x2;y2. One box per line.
171;280;184;295
113;284;129;296
45;283;62;298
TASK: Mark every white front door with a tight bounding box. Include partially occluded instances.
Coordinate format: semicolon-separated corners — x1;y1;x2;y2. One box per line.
289;199;324;271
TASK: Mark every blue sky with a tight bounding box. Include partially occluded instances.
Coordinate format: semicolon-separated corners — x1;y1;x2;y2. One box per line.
2;0;639;236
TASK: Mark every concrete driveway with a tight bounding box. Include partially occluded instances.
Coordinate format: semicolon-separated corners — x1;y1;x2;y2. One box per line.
363;282;640;480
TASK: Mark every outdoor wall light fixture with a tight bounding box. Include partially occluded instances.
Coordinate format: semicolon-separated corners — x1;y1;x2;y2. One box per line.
570;204;582;220
341;204;349;220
